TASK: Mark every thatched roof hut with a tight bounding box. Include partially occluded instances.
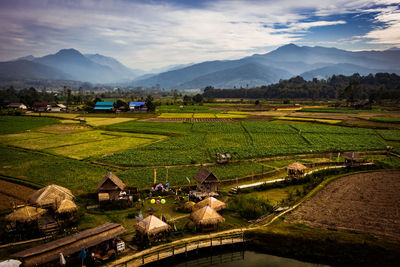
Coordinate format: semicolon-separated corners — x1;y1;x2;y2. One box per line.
29;185;74;207
6;206;47;223
190;206;225;227
135;215;169;236
194;197;226;211
194;167;219;185
285;162;308;171
56;199;78;214
96;172;126;192
183;201;196;212
11;222;125;267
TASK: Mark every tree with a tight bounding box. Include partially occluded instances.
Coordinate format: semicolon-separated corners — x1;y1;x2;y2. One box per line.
192;94;203;103
183;95;192;105
145;95;156;112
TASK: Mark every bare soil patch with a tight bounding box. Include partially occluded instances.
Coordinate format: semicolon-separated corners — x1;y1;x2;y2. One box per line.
286;171;400;240
0;180;36;211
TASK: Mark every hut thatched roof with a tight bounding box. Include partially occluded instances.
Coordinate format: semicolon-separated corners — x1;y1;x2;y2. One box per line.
11;222;125;267
285;162;308;171
96;172;126;192
6;206;47;223
194;167;219;184
194;197;226;211
183;201;196;212
135;215;169;235
190;206;225;226
29;185;74;207
56;199;78;214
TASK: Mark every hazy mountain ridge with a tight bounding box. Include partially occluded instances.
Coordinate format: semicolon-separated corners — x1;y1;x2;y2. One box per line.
1;44;400;88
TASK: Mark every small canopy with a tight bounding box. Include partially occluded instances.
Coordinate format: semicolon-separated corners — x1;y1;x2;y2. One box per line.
194;197;226;211
96;172;126;192
56;199;78;214
343;152;362;160
285;162;308;171
6;206;46;223
135;215;169;235
29;185;74;207
190;206;225;226
183;201;196;212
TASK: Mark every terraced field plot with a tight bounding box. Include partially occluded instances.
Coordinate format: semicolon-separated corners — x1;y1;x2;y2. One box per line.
0;180;36;211
0;116;58;134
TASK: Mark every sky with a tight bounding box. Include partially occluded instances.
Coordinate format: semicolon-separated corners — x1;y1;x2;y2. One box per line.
0;0;399;71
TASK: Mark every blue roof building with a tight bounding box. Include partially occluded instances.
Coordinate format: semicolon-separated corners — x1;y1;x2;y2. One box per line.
94;101;114;111
129;102;146;111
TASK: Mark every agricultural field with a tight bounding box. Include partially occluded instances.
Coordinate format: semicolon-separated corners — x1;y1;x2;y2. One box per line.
0;116;58;134
377;129;400;141
286;171;400;240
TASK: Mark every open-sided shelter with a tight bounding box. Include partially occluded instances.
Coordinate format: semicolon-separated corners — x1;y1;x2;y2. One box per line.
194;197;226;211
135;215;170;242
343;152;363;166
190;206;225;232
11;222;125;267
285;162;308;177
29;185;74;208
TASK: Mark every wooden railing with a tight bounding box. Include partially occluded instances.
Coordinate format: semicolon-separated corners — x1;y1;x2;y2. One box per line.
113;229;246;267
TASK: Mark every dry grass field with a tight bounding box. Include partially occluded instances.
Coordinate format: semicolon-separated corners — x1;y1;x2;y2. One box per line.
286;171;400;240
0;180;35;211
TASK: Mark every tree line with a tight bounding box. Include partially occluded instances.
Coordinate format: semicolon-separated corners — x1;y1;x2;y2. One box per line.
203;73;400;103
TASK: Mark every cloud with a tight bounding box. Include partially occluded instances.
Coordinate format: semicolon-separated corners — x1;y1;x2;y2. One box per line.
0;0;398;70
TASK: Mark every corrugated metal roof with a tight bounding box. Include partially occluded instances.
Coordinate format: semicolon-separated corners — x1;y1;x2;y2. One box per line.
129;101;145;107
94;107;113;110
95;101;114;106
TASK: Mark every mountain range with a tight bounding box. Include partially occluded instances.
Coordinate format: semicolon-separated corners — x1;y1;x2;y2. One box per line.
1;44;400;88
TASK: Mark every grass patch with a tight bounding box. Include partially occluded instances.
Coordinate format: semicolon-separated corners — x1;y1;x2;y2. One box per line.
277;116;341;124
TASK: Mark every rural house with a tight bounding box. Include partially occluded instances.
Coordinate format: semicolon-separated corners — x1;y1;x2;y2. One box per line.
190;167;220;199
29;184;74;209
96;172;138;203
129;101;146;111
94;101;114;112
7;103;27;110
32;102;50;112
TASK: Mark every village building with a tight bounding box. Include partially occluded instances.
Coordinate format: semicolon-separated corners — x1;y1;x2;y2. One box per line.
96;172;138;204
135;215;170;243
55;199;78;224
5;206;47;226
32;102;50;112
190;206;225;232
94;101;115;112
10;222;126;266
193;197;227;211
190;167;220;200
29;184;74;209
7;103;27;110
343;152;364;166
129;101;146;111
49;103;66;112
285;162;308;177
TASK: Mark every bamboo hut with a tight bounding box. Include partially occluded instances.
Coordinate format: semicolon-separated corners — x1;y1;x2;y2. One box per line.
190;167;220;200
190;206;225;232
135;215;170;242
193;197;226;211
285;162;308;177
11;222;126;267
29;185;74;208
183;201;196;212
6;206;47;223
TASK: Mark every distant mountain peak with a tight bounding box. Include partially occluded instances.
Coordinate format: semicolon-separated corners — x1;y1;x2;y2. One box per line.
55;48;83;56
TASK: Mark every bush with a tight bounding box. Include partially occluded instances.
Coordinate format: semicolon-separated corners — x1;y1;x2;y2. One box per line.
228;195;274;220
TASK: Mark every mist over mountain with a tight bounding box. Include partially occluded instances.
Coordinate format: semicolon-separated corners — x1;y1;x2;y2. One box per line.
1;44;400;89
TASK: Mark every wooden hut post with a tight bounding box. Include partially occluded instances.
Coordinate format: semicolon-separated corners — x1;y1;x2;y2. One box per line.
166;168;168;183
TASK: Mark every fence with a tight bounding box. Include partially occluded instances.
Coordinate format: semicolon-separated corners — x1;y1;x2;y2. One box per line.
113;229;246;267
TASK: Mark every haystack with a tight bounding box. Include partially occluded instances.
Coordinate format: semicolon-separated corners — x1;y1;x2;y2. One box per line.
135;215;169;236
6;206;46;223
190;206;225;226
29;185;74;207
194;197;226;211
183;201;196;212
56;199;78;214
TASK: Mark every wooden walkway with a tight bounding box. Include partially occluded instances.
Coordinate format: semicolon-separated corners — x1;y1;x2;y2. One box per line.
109;229;245;267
